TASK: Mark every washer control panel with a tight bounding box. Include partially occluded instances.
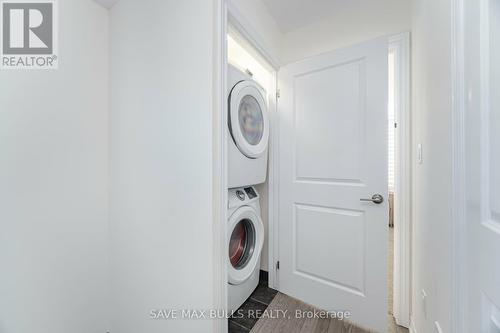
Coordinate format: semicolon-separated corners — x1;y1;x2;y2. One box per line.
236;190;246;201
228;186;259;209
244;187;257;199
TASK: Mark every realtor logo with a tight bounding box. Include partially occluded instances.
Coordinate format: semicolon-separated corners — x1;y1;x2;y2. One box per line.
1;0;58;69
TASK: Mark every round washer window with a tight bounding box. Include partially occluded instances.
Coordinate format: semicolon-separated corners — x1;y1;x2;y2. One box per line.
238;95;264;146
228;218;256;269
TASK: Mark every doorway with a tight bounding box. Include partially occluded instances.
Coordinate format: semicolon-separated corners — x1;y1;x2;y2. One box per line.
220;6;411;332
388;33;411;332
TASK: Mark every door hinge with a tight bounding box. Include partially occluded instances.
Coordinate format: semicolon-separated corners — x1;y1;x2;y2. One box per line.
276;89;280;99
394;122;398;129
276;261;280;270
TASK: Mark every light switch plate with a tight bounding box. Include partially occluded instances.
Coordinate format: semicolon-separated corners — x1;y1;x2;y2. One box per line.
417;143;423;164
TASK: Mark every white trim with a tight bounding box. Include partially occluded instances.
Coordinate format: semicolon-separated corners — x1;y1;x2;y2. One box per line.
213;0;228;332
451;0;466;332
389;32;411;328
479;0;491;229
267;71;279;289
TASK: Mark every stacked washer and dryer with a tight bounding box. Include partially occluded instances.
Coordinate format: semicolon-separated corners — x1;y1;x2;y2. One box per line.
227;65;269;312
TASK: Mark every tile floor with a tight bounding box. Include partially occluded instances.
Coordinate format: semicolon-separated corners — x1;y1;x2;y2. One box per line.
229;271;278;332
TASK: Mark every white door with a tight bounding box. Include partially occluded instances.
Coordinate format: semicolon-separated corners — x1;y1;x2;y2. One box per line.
277;38;388;332
463;0;500;331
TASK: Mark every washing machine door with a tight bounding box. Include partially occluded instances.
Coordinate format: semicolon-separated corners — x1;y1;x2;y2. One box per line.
229;81;269;159
227;206;264;285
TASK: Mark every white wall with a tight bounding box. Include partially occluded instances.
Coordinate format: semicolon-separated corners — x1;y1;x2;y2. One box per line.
281;0;412;64
108;0;216;332
0;1;109;332
410;0;453;332
229;0;412;65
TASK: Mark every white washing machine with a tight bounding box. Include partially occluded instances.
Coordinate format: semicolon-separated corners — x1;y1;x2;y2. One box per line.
227;65;269;188
227;186;264;312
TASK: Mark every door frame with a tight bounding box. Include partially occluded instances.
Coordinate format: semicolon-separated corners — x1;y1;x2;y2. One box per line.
214;2;281;332
389;32;412;328
212;0;227;332
449;0;467;331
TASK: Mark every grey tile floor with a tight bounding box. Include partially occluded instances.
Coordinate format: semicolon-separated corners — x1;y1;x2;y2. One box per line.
229;271;278;332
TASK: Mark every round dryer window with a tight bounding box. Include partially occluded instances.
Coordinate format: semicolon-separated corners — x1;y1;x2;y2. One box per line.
238;95;264;146
229;81;269;159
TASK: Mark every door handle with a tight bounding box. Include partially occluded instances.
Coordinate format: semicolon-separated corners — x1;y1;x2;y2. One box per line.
360;194;384;204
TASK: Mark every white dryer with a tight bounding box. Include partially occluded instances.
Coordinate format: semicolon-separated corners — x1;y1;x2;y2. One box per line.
227;186;264;312
227;65;269;188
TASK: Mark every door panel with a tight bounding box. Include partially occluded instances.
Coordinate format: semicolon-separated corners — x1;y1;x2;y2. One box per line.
294;60;365;182
294;204;365;295
278;38;388;332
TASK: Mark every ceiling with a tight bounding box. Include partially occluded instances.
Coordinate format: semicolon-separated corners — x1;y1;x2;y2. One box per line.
93;0;393;34
261;0;363;33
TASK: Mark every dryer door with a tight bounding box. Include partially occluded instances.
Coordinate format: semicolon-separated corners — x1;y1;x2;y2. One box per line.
229;81;269;159
227;206;264;285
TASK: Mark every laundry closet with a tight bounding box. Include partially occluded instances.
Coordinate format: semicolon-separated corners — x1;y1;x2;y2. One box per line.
225;32;274;312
